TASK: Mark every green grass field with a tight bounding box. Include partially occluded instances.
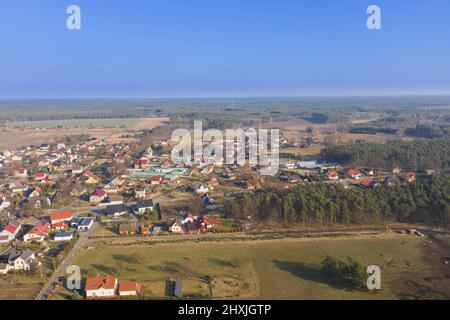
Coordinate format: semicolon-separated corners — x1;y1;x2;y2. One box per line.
61;233;450;300
11;118;142;129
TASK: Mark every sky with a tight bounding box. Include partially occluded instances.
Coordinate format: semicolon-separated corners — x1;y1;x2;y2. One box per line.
1;0;450;98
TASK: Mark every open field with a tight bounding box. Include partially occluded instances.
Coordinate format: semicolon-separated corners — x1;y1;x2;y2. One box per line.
52;232;450;300
280;146;324;157
11;118;141;129
0;275;45;300
10;117;169;130
0;117;169;150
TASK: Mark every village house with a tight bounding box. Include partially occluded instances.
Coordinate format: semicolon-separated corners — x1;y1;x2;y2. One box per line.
245;179;263;190
14;249;39;271
14;168;28;178
404;172;417;183
35;172;47;181
50;211;73;225
54;232;74;242
347;169;362;180
192;183;210;194
103;204;129;217
0;248;39;275
150;176;163;185
107;195;124;205
207;177;220;188
169;220;184;234
50;211;73;230
119;223;140;236
23;221;51;243
134;188;146;199
119;281;143;297
90;189;107;204
85;276;118;299
326;171;340;180
0;221;22;244
134;200;154;214
71;217;94;231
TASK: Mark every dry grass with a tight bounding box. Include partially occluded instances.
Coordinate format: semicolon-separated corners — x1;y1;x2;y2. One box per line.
50;232;450;300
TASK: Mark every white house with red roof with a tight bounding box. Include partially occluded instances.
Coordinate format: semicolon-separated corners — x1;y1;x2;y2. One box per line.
85;276;118;299
119;281;143;297
326;171;340;180
23;221;50;243
90;189;107;204
50;211;73;230
0;221;22;244
15;168;28;178
35;172;47;181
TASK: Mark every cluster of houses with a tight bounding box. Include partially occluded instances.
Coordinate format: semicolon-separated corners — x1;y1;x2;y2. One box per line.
85;276;142;299
169;212;221;235
93;199;154;218
0;211;93;246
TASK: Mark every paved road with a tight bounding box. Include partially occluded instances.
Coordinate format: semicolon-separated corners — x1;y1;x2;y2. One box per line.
35;222;99;300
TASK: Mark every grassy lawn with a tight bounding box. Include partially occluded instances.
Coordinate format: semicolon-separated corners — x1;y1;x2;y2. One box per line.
62;233;450;300
92;224;121;238
0;275;46;300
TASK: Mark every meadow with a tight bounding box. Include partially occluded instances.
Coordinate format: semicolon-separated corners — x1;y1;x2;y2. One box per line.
52;233;450;300
11;118;143;129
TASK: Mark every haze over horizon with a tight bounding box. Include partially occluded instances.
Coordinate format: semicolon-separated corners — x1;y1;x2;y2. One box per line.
1;0;450;98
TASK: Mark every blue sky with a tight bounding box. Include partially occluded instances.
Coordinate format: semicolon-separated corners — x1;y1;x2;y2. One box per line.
1;0;450;98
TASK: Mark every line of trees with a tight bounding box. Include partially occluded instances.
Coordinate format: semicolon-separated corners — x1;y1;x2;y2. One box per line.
320;137;450;171
227;175;450;227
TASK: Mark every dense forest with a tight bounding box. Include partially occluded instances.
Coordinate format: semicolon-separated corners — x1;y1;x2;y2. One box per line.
320;137;450;171
228;174;450;227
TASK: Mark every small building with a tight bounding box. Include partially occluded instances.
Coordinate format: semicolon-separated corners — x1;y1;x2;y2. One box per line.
347;169;362;180
119;281;143;297
326;171;339;180
170;220;184;234
404;172;417;183
54;232;74;242
119;223;140;236
134;189;146;199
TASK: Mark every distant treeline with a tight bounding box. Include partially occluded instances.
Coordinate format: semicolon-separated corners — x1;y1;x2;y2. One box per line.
349;124;450;139
227;174;450;227
320;137;450;171
405;124;450;139
349;126;398;135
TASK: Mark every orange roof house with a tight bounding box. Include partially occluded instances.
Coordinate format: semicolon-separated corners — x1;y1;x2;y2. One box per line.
50;211;73;225
119;281;143;296
85;276;118;299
